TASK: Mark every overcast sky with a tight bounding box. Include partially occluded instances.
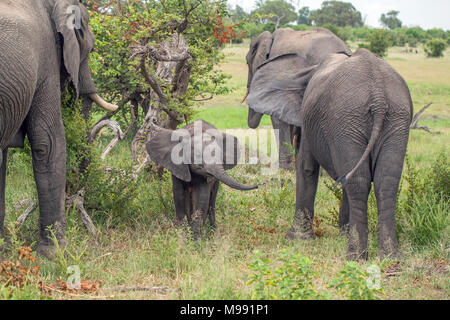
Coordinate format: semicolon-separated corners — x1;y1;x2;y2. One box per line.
227;0;450;30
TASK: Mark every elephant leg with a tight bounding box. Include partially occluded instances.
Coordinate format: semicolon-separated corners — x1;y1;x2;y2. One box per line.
208;181;220;230
373;147;405;259
345;175;371;261
26;90;66;258
0;149;7;246
172;175;187;226
339;190;350;234
271;117;293;170
286;139;319;240
185;189;192;225
190;181;212;239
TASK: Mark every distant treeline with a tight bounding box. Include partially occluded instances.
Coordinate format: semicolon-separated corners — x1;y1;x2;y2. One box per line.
229;0;449;48
235;23;450;48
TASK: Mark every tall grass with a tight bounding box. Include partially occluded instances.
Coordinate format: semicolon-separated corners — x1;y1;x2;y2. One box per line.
397;152;449;250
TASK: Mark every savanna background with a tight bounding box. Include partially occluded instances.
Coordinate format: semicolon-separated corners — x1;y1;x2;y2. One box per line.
0;0;448;300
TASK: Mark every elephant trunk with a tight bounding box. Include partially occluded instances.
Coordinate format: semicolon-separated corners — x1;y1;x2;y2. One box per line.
206;165;257;191
88;93;119;112
248;108;263;129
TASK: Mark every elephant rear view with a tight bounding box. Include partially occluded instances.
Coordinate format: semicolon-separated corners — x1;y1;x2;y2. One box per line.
287;49;413;260
146;120;257;238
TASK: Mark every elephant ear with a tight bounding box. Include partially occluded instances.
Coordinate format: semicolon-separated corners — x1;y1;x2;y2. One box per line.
146;128;192;182
222;134;242;171
52;1;91;96
246;31;273;87
246;53;318;127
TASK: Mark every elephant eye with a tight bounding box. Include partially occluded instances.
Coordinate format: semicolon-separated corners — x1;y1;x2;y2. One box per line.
76;28;85;40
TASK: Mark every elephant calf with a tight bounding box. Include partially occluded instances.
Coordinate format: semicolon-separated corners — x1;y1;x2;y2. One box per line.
285;49;413;260
147;120;257;237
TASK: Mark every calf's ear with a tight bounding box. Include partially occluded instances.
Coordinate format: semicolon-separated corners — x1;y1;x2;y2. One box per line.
146;128;191;182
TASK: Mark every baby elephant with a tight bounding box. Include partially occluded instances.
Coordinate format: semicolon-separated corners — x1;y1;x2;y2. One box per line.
147;120;257;237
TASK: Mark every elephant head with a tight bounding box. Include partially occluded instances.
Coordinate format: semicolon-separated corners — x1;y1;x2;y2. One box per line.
146;120;257;191
52;0;117;112
244;28;351;127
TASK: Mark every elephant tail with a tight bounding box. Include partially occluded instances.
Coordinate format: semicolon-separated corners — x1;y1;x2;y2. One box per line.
337;51;388;186
336;114;384;186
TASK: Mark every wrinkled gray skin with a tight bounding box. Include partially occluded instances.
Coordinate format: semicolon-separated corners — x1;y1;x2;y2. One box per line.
285;49;412;260
147;120;257;238
0;0;109;257
245;28;351;170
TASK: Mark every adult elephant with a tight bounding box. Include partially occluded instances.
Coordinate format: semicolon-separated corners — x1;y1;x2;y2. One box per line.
285;49;412;260
243;28;351;170
0;0;117;257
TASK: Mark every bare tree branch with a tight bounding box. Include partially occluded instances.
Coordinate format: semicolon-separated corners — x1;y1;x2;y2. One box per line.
16;201;38;226
66;191;99;245
410;103;439;134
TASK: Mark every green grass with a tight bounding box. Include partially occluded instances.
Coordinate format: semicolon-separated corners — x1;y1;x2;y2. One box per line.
194;106;272;129
0;42;449;300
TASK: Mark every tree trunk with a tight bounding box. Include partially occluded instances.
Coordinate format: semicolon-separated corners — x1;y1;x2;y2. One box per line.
131;34;192;165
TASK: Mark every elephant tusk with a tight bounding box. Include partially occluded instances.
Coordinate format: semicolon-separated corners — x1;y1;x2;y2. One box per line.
241;88;250;104
293;134;298;149
89;93;119;112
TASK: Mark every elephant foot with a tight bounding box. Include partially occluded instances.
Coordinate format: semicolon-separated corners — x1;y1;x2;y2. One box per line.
174;218;188;228
285;209;315;240
379;246;400;261
379;235;400;261
36;237;67;259
339;225;349;237
346;249;368;261
285;228;316;240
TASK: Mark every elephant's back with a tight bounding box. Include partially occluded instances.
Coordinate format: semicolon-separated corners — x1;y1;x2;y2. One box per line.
270;28;351;64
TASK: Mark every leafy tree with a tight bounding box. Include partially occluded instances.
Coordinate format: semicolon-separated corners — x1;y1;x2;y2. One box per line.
380;10;402;30
297;6;311;25
83;0;235;165
253;0;298;29
368;29;392;57
405;27;426;47
309;1;363;27
321;24;352;43
424;38;447;57
230;5;249;22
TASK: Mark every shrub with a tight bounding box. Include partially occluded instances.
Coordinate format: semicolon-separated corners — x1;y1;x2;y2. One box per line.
321;24;353;43
424;38;447;58
368;29;392;57
61;88;93;195
329;262;383;300
83;164;141;226
428;151;450;201
247;248;324;300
